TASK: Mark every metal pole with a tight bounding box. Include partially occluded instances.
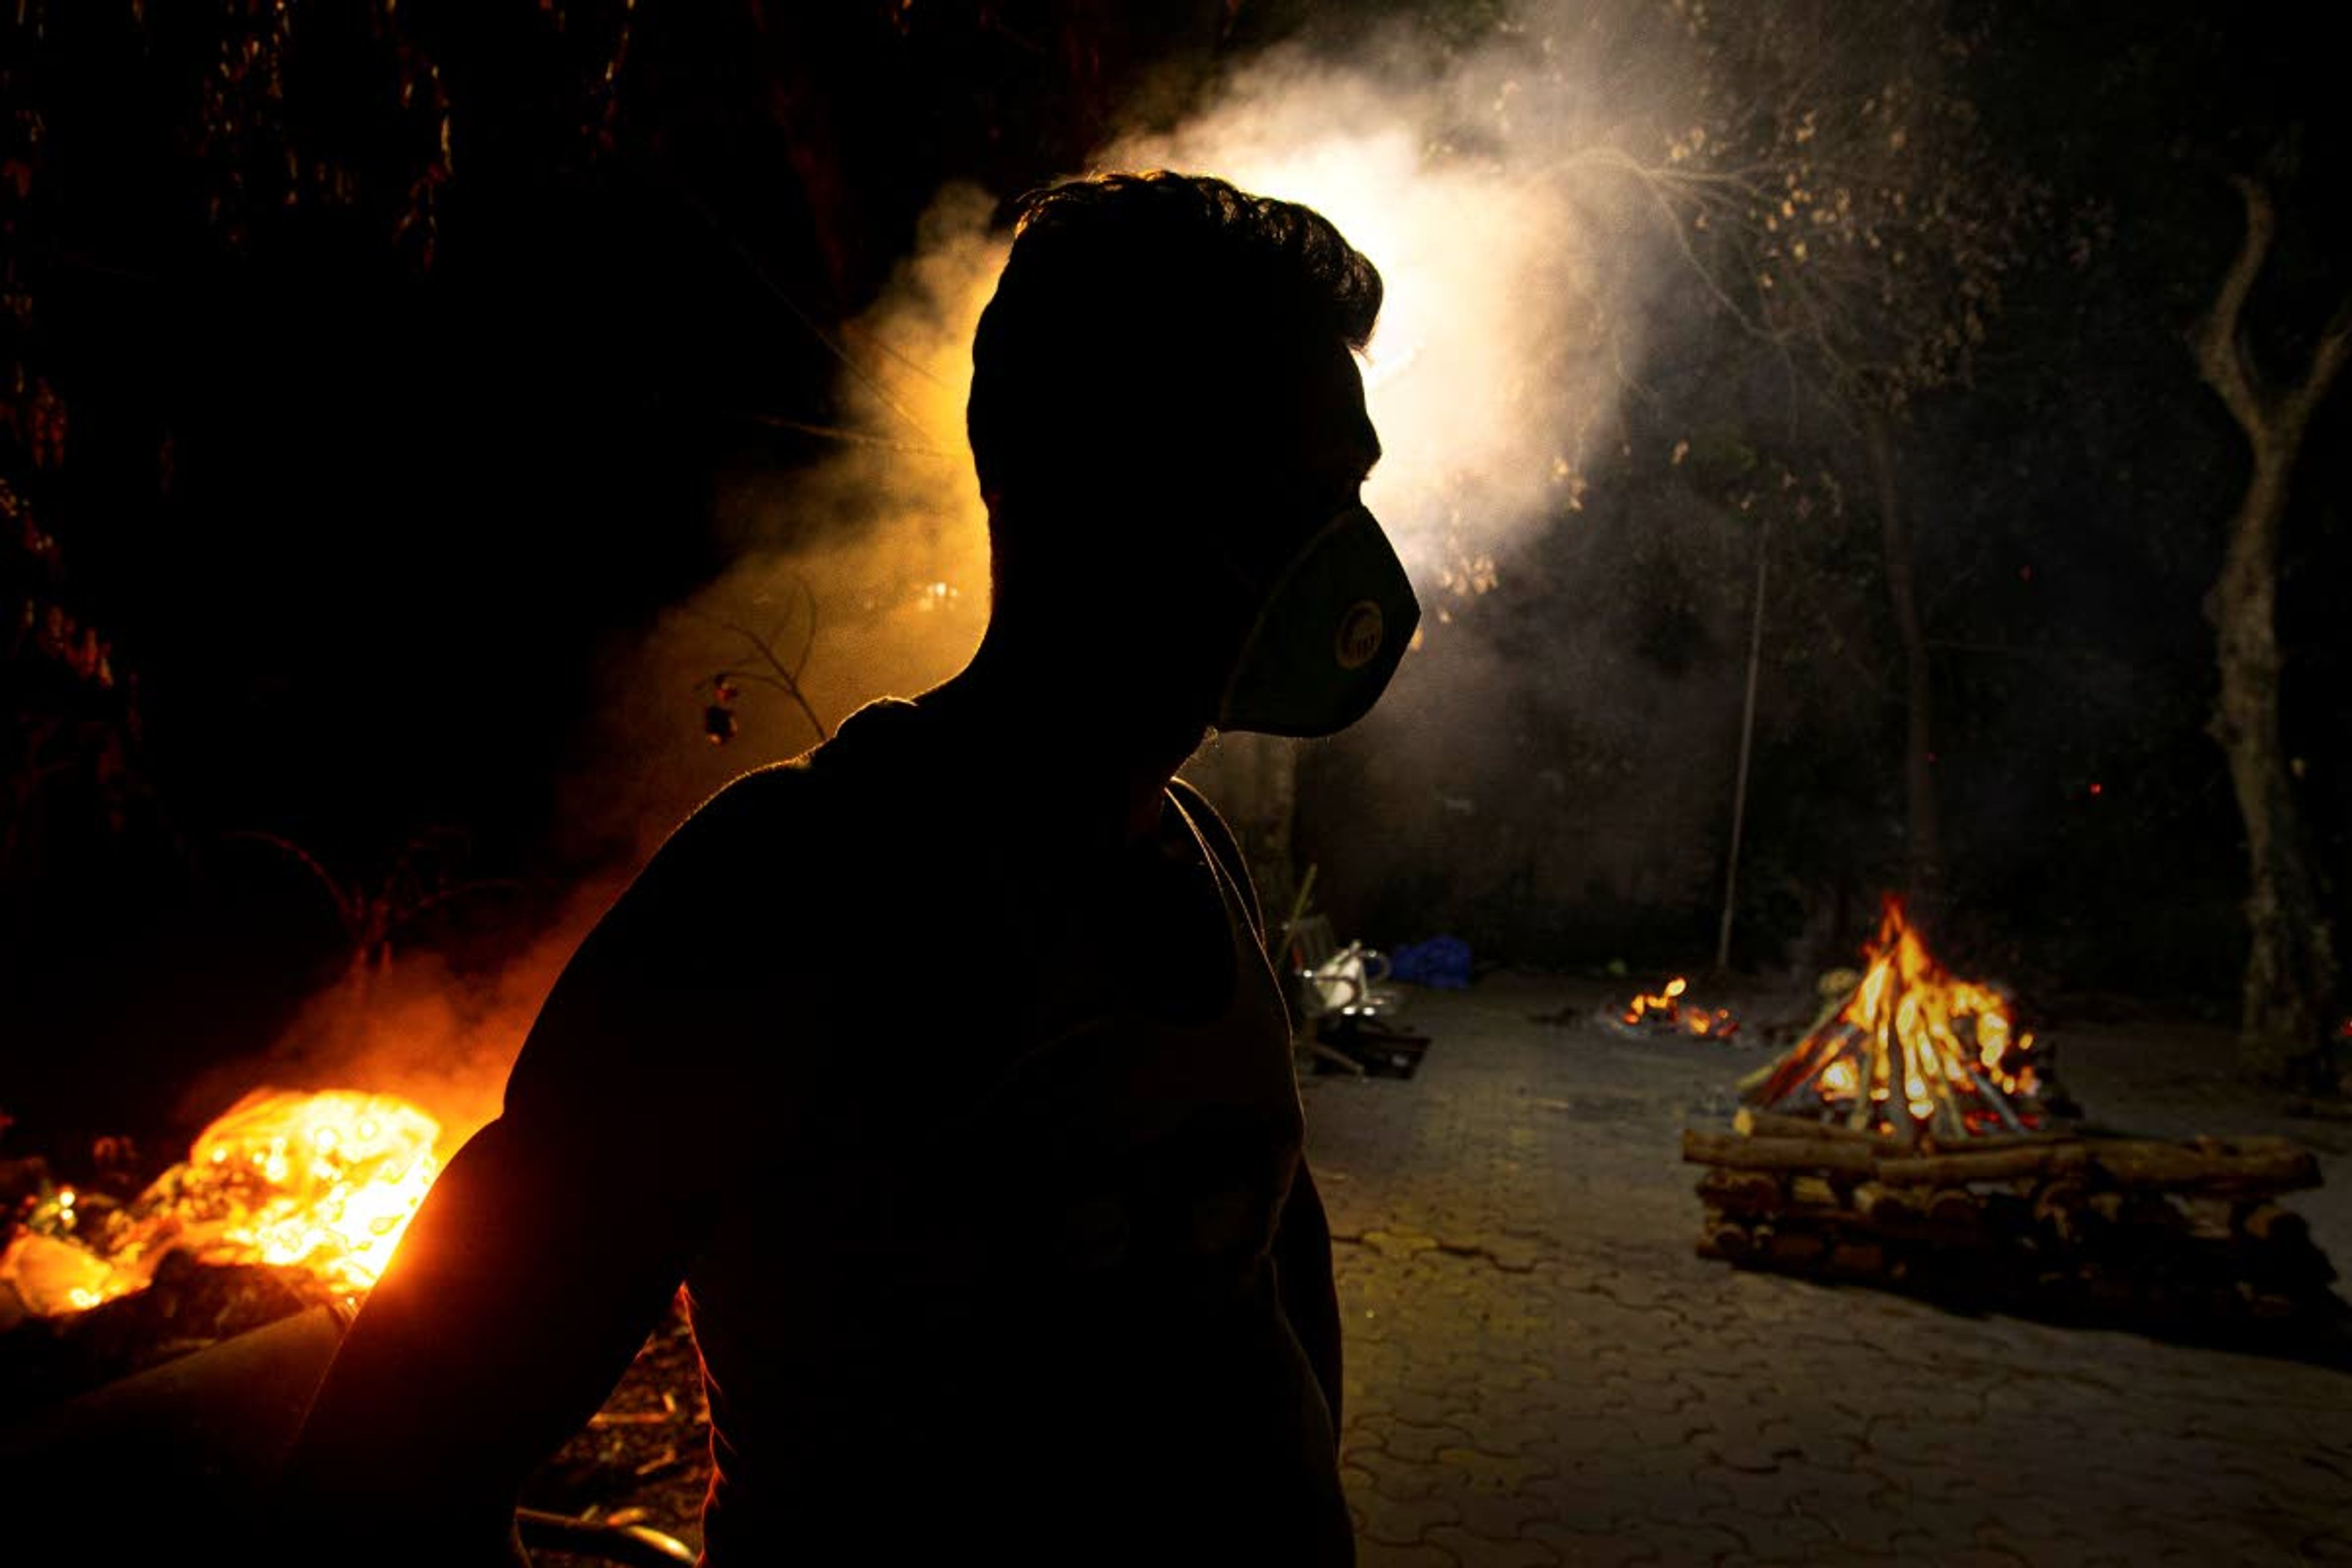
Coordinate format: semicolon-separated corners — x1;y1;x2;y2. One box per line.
1716;513;1771;972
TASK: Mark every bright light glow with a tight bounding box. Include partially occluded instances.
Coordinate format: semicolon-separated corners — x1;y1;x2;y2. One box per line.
0;1088;445;1317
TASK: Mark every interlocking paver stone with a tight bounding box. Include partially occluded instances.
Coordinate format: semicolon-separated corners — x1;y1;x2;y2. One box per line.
1302;974;2352;1566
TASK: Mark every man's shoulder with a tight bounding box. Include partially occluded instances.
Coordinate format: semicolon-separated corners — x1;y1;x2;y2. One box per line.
658;698;932;862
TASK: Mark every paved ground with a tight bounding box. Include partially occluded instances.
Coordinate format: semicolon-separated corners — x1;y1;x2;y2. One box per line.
1308;974;2352;1567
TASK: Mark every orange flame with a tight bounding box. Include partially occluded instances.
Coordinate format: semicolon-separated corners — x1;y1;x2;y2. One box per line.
1759;898;2038;1140
1622;976;1739;1038
1;1088;443;1317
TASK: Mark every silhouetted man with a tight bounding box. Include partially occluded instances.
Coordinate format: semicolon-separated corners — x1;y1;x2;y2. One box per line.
284;171;1420;1566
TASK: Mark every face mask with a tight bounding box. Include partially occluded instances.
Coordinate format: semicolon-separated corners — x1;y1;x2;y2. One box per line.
1214;502;1422;739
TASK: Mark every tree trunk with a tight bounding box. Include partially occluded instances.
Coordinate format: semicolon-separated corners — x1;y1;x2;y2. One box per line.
2208;445;2338;1082
2192;175;2351;1086
1863;406;1940;903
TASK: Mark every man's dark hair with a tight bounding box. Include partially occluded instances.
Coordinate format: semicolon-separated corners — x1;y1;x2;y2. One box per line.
967;172;1383;513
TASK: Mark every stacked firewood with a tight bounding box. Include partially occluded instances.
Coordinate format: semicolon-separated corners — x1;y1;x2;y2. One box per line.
1684;1109;2344;1336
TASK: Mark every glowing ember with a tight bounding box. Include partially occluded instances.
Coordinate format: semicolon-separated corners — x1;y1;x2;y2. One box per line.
1621;976;1740;1039
0;1088;442;1317
1744;899;2045;1142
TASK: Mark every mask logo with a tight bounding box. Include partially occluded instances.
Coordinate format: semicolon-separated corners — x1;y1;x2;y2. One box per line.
1334;601;1385;670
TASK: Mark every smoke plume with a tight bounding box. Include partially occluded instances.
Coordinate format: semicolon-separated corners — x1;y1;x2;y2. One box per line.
243;1;1765;1131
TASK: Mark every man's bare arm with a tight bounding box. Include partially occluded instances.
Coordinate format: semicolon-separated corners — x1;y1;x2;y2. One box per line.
278;767;812;1562
279;1109;707;1563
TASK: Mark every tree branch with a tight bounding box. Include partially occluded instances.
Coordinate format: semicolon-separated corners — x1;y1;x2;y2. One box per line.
225;830;360;935
692;605;830;745
2277;285;2352;437
2192;175;2277;441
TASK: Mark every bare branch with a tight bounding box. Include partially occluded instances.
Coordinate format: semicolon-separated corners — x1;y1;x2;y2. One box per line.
2277;285;2352;438
2192;175;2278;442
690;602;831;745
1581;148;1787;349
680;190;941;445
725;409;952;459
795;578;820;681
393;877;524;931
224;830;357;931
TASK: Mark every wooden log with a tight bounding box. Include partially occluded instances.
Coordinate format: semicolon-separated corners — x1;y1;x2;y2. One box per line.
1681;1129;1877;1178
1826;1240;1889;1278
1927;1079;1969;1146
1843;1076;1878;1133
1979;1189;2034;1236
1790;1174;1842;1208
1926;1188;1985;1230
1875;1143;2090;1187
2087;1140;2320;1193
1694;1167;1784;1217
2182;1196;2237;1241
1959;1058;2033;1135
1851;1182;1923;1226
1747;1022;1862;1107
2222;1134;2311;1158
1734;1108;1897;1147
2083;1191;2188;1242
2236;1203;2311;1248
1697;1209;1755;1262
2084;1191;2177;1227
2034;1179;2088;1244
1928;1127;2074;1151
1765;1228;1830;1267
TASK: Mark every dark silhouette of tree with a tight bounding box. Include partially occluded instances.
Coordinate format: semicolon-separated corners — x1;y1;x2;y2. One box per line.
1;4;146;897
2192;172;2351;1084
227;826;518;1008
1629;0;2050;903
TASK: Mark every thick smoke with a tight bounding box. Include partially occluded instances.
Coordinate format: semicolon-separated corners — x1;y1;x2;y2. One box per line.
582;2;1707;880
1109;20;1664;584
235;2;1754;1134
1107;7;1743;957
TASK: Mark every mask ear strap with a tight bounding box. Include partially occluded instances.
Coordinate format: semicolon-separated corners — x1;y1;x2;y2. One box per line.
1167;777;1265;951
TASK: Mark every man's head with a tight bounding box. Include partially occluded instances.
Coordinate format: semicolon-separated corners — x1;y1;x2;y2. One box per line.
966;172;1397;733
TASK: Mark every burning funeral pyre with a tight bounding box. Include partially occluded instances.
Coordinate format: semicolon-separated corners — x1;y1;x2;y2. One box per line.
1683;900;2346;1348
1741;899;2046;1137
1611;976;1740;1041
1;1087;443;1321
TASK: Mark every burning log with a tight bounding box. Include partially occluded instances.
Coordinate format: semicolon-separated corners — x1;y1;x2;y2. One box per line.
1740;899;2064;1144
1611;976;1741;1040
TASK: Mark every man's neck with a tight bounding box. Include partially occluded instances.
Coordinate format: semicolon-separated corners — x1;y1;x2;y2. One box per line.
918;626;1208;848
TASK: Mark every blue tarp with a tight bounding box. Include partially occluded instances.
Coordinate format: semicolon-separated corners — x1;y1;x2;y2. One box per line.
1389;935;1473;989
